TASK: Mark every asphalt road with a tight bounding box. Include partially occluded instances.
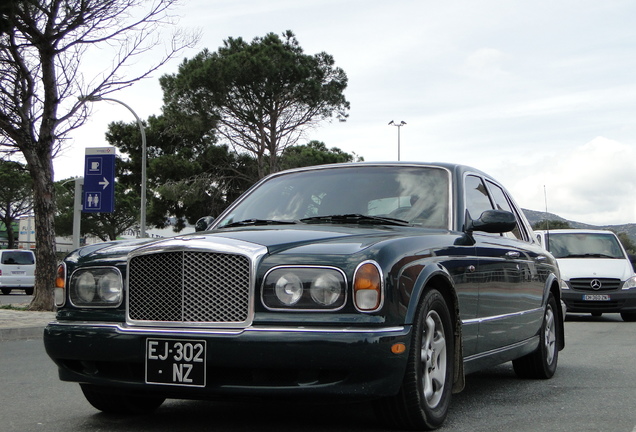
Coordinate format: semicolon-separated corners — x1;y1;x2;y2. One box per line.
2;314;635;432
0;292;32;305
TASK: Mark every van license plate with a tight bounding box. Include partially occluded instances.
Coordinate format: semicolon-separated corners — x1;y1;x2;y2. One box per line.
12;271;25;275
145;339;206;387
583;294;610;301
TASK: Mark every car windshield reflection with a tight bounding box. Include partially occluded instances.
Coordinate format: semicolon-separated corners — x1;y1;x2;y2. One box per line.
216;166;451;229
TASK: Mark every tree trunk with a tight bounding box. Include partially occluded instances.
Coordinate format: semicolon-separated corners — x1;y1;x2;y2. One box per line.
26;148;57;311
6;221;15;249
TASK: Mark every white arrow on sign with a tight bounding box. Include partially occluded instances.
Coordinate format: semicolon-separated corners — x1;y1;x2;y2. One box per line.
98;177;110;189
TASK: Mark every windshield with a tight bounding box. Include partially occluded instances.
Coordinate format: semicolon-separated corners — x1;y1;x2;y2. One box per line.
546;232;625;259
216;166;450;229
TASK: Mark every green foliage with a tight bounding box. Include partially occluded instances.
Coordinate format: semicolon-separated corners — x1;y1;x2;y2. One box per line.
105;112;259;229
160;30;350;178
532;219;571;230
279;140;362;170
615;232;636;255
0;161;33;248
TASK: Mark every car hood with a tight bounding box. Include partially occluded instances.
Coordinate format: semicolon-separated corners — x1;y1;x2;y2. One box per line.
556;257;635;281
69;225;440;264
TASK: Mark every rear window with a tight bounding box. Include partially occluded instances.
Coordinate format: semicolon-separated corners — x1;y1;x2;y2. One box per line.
1;251;35;265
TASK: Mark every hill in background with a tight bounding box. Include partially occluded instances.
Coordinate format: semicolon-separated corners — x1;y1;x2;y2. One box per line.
522;209;636;243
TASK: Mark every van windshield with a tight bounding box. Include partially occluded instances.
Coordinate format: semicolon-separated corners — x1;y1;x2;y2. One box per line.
2;251;35;265
546;233;625;259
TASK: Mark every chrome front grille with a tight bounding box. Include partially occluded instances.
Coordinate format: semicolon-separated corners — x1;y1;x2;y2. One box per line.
569;278;621;291
128;251;251;325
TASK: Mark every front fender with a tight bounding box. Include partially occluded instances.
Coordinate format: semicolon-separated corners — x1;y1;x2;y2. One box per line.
396;260;465;393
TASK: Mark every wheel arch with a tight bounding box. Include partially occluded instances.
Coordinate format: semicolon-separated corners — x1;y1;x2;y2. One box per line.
545;273;566;351
400;263;466;393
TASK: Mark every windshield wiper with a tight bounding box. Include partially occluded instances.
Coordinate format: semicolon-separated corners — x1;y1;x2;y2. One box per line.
300;214;411;227
220;219;299;228
561;253;617;259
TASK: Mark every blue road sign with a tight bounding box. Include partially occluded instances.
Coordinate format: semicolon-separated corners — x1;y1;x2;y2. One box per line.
83;147;116;213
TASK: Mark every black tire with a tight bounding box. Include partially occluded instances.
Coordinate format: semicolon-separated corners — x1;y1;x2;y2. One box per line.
1;287;11;295
375;289;454;430
80;384;165;415
24;287;34;295
513;293;559;379
620;312;636;322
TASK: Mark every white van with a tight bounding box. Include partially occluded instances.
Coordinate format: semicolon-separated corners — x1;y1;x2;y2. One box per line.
0;249;36;295
535;229;636;321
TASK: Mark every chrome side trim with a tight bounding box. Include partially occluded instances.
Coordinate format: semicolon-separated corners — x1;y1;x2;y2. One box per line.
46;321;406;337
461;307;543;325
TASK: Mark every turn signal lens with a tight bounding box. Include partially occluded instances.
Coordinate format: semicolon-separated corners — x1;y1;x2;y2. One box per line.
54;264;66;307
353;261;383;312
391;343;406;354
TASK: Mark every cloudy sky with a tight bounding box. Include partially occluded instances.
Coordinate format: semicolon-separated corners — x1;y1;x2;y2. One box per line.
57;0;636;226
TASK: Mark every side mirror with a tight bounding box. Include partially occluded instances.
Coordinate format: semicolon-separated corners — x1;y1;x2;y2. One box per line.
466;209;516;234
195;216;215;232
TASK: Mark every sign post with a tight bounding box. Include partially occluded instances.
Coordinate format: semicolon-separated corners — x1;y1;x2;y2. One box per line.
83;147;116;213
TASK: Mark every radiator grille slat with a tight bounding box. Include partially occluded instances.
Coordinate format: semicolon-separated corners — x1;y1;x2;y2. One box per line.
128;251;251;325
570;278;621;291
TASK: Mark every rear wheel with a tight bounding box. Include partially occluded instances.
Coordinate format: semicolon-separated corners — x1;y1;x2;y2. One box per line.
513;293;559;379
24;287;34;295
375;289;454;430
1;288;11;295
80;384;165;414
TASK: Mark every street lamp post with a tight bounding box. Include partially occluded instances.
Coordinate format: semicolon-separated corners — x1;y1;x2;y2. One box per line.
388;120;406;161
79;95;147;238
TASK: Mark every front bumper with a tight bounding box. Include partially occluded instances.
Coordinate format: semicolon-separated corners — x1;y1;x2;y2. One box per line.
562;289;636;314
44;321;411;399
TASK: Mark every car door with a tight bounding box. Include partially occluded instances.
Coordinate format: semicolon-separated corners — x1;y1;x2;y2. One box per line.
464;175;543;353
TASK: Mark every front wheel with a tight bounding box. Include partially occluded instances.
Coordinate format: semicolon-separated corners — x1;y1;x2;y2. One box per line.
80;384;165;414
513;293;560;379
620;312;636;322
375;289;454;430
1;288;11;295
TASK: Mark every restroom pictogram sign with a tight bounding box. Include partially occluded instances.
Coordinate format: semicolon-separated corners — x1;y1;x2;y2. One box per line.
83;147;116;213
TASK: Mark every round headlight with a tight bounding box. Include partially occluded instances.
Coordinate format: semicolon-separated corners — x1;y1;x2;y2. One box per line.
76;272;96;302
310;273;342;306
274;273;303;305
97;271;122;303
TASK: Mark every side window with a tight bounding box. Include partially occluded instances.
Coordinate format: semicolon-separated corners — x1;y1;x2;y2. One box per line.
486;180;528;241
465;175;493;220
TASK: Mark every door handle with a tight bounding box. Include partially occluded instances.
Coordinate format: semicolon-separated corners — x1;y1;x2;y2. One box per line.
505;251;520;258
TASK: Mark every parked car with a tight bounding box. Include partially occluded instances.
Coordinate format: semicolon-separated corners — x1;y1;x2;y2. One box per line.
45;162;564;430
535;229;636;321
0;249;36;295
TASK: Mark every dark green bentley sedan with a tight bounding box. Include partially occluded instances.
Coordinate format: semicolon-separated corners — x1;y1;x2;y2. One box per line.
44;162;564;430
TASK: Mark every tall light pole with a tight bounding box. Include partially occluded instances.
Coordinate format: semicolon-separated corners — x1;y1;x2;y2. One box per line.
79;95;147;238
388;120;406;161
